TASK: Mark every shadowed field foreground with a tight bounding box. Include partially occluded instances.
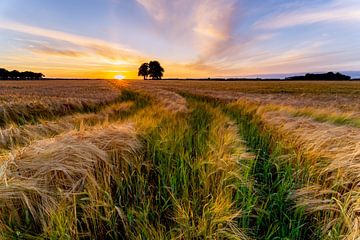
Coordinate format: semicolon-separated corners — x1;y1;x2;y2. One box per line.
0;80;359;239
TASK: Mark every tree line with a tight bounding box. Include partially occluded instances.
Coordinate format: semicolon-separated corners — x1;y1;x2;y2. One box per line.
138;61;164;80
0;68;45;80
286;72;351;80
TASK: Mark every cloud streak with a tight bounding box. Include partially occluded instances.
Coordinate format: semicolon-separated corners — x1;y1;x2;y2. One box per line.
255;0;360;29
29;44;86;57
0;20;146;63
137;0;174;22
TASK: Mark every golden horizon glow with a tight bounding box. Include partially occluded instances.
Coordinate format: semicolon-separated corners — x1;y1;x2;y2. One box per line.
114;74;125;80
1;1;360;79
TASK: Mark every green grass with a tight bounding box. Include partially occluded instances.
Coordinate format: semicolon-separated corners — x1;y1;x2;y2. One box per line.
117;89;151;109
224;104;315;239
0;90;153;240
111;89;152;120
1;89;330;239
1;90;255;239
111;99;254;238
291;109;360;128
0;90;140;128
180;93;318;239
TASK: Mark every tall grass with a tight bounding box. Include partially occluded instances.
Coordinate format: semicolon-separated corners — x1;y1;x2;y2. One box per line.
112;99;254;238
0;90;151;150
291;108;360;128
0;93;127;128
224;103;316;239
0;87;149;129
0;99;99;127
0;102;131;150
0;90;151;239
111;80;188;113
2;84;356;239
126;84;360;239
226;99;360;239
0;90;256;239
0;123;141;239
180;93;317;239
254;103;360;128
256;109;360;239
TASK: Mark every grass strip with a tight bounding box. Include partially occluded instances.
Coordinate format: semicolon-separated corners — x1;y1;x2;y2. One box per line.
0;89;148;128
181;93;318;239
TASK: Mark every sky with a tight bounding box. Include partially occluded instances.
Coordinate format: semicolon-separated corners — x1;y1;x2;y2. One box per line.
0;0;360;79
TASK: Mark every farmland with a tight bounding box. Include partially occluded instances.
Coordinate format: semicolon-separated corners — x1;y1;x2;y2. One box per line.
0;79;359;239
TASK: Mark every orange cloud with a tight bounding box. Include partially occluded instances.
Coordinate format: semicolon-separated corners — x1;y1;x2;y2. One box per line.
29;45;86;57
0;20;152;79
0;20;145;63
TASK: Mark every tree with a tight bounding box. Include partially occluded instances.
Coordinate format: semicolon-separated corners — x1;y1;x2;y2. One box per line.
0;68;9;80
286;72;351;81
35;73;45;80
148;61;164;80
10;70;20;80
138;63;149;80
0;68;44;80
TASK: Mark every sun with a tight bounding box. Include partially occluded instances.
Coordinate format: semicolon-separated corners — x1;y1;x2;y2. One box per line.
114;74;125;80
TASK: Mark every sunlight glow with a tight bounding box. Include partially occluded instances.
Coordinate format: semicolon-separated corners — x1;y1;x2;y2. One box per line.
114;74;125;80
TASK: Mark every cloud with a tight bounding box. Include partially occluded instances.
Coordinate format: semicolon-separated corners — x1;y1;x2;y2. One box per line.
0;20;146;63
135;0;196;48
218;40;359;76
255;0;360;29
193;0;237;60
136;0;237;63
136;0;169;22
136;0;193;23
29;44;86;57
0;20;152;78
2;1;358;79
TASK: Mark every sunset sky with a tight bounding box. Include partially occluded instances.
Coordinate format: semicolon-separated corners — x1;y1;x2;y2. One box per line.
1;0;360;79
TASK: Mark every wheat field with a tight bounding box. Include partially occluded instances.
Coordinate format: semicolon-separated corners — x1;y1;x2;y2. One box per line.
0;79;359;239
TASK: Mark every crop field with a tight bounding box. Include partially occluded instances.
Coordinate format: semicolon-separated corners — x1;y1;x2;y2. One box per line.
0;79;359;239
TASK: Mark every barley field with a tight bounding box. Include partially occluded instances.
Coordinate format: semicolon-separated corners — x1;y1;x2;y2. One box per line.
0;79;359;239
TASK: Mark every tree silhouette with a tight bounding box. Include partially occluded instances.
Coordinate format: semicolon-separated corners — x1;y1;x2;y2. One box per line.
138;63;149;80
10;70;20;80
0;68;44;80
148;61;164;80
286;72;351;80
0;68;9;80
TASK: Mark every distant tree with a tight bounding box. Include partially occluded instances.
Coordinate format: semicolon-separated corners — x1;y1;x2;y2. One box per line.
35;73;45;80
286;72;351;81
148;61;164;80
0;68;9;80
10;70;20;80
138;63;149;80
0;68;44;80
